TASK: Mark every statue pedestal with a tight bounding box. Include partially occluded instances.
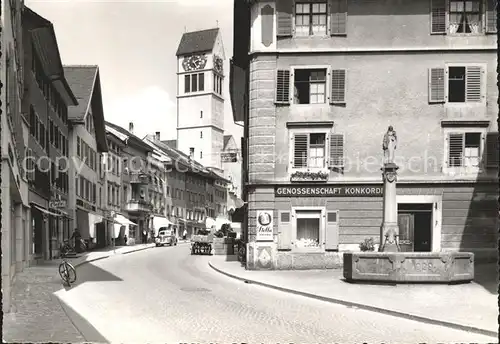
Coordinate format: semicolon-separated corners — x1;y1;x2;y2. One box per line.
379;163;400;253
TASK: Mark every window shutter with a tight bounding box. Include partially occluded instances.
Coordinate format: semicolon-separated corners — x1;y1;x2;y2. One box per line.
330;69;346;104
276;0;293;37
486;0;497;33
448;133;464;167
465;66;483;102
330;0;347;35
428;68;446;103
325;211;339;251
276;69;290;104
293;133;308;168
278;211;292;250
430;0;447;34
329;133;344;168
485;132;499;168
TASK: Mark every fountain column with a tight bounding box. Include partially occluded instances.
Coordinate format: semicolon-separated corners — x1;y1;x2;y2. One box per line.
379;162;400;252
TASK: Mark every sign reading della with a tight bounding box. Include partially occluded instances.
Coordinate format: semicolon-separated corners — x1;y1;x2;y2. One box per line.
256;210;273;242
275;186;383;197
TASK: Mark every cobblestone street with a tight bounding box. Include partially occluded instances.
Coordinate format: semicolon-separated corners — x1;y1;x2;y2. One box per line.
3;261;86;343
19;245;495;344
2;244;155;343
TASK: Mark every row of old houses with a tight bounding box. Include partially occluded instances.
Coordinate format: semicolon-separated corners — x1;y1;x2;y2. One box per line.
1;3;242;312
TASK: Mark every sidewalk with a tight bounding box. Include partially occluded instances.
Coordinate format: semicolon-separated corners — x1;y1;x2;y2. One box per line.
2;243;155;343
209;256;498;337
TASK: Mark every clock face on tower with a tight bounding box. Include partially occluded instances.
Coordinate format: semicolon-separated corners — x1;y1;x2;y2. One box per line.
213;55;223;74
182;54;207;72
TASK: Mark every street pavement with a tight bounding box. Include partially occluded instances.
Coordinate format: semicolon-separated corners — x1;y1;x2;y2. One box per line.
2;243;156;343
13;244;496;343
209;255;498;336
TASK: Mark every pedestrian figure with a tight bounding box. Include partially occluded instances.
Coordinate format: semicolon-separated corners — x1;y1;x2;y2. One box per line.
123;234;128;245
142;229;147;244
182;228;187;240
71;228;82;253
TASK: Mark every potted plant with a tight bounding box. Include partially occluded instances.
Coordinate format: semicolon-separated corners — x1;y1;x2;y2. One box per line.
290;170;329;182
359;237;375;252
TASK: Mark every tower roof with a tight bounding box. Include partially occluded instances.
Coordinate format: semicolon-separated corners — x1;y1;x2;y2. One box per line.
176;28;219;56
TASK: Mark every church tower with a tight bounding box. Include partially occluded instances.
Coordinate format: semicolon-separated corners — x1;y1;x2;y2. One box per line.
175;28;225;171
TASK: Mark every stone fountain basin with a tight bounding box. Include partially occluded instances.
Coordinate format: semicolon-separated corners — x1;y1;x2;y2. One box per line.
343;251;474;283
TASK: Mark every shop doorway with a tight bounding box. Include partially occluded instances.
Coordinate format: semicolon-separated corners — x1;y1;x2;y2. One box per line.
397;203;433;252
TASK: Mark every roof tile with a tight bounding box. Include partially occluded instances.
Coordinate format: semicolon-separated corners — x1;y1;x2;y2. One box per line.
63;66;97;120
176;28;219;56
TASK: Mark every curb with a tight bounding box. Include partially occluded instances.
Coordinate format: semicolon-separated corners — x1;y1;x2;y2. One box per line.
208;261;497;338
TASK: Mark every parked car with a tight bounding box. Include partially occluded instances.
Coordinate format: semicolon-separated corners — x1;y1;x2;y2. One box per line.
155;228;177;247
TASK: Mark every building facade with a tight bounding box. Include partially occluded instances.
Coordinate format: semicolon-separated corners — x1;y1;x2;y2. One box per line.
106;121;154;244
231;0;498;270
1;0;30;313
175;28;226;171
22;7;78;265
64;65;109;250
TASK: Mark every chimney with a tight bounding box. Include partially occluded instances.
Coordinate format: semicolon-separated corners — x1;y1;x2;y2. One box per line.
129;122;134;134
155;131;160;140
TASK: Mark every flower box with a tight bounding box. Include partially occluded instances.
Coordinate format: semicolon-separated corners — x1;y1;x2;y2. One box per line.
290;170;329;182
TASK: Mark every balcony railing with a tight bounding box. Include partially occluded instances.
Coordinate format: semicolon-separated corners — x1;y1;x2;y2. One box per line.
125;199;153;213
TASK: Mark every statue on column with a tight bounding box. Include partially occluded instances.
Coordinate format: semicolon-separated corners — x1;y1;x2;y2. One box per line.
382;126;397;165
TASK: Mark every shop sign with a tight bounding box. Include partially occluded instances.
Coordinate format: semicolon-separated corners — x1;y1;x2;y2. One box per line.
49;200;67;208
221;152;238;163
275;186;383;197
256;210;273;242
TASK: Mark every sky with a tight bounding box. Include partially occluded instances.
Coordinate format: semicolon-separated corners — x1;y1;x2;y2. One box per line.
25;0;242;145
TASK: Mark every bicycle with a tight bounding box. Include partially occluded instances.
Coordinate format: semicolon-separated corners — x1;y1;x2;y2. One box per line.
59;252;77;286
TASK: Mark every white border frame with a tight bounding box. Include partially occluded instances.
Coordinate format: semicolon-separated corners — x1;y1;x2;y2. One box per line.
396;195;442;252
291;206;326;252
442;126;487;175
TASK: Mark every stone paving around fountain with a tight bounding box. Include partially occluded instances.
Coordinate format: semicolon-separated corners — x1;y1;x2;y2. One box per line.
209;255;498;336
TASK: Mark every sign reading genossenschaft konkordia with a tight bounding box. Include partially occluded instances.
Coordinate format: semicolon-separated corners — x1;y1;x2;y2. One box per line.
275;186;383;197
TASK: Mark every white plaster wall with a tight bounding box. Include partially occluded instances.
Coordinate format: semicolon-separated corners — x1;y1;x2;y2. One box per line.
250;1;276;53
177;96;213;128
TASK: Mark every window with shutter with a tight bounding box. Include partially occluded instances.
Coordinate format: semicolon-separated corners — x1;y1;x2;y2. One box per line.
293;133;309;168
295;2;328;36
446;65;484;103
276;69;291;104
325;211;339;251
330;69;346;104
465;66;482;102
277;0;293;37
428;68;445;103
486;0;497;33
329;133;344;168
485;132;498;168
293;68;327;104
330;0;347;35
278;211;292;250
448;133;464;167
447;132;483;168
430;0;447;34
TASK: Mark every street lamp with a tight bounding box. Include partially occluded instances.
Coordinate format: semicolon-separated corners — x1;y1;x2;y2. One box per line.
110;210;116;254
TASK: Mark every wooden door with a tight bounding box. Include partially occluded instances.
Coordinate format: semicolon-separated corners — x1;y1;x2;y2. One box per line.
397;213;414;252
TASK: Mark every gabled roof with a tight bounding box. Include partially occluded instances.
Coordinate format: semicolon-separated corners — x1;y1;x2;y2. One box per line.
162;139;177;149
176;28;219;56
223;135;233;151
23;7;78;106
64;65;108;153
105;121;153;153
63;65;96;121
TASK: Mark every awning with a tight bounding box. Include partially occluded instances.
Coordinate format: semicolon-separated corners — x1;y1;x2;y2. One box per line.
32;204;62;217
153;216;174;229
115;214;136;226
88;213;103;239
